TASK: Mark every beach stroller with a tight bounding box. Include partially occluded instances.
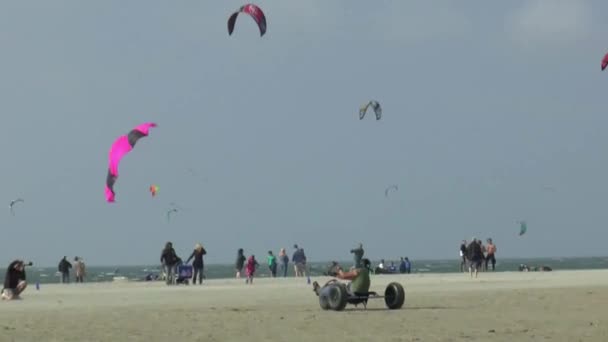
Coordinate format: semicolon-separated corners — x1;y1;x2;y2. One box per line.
175;265;193;285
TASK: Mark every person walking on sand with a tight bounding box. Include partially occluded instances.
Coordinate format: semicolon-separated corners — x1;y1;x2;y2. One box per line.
279;248;289;277
58;256;72;284
186;243;207;285
267;251;277;278
160;242;178;285
235;248;246;279
74;257;86;283
292;244;307;277
485;238;497;271
467;238;483;278
245;255;260;284
459;240;468;272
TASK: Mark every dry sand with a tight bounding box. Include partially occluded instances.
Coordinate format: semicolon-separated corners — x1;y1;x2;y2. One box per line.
1;270;607;342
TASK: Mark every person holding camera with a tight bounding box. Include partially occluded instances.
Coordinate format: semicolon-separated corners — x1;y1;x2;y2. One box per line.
1;260;30;300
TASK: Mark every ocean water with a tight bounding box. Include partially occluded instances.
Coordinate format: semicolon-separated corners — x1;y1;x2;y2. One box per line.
2;257;607;285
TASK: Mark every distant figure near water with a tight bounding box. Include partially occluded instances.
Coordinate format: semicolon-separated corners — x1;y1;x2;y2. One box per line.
278;248;289;277
58;256;72;284
485;238;497;271
267;251;277;278
459;240;468;272
467;238;483;278
74;257;86;283
350;243;364;269
235;248;246;279
245;255;260;284
292;244;307;277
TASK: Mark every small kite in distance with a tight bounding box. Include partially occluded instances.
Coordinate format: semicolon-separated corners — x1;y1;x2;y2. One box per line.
384;185;398;198
149;185;159;197
518;221;527;236
228;4;267;37
167;208;178;223
9;198;24;216
359;100;382;120
602;53;608;71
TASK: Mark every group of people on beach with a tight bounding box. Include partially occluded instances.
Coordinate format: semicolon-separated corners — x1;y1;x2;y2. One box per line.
459;238;497;278
57;256;87;284
160;242;207;285
1;255;88;301
158;242;309;286
235;244;308;284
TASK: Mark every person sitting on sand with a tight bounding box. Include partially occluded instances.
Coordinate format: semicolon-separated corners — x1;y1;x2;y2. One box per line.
313;258;372;297
2;260;28;300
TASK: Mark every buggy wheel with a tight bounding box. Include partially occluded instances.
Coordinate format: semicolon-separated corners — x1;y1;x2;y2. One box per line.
384;282;405;309
327;284;348;311
319;292;330;310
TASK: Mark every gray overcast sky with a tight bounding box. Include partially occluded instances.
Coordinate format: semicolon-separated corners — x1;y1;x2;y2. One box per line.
1;1;607;266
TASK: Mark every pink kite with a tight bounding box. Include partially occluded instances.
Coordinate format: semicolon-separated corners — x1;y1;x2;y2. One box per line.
227;4;267;37
602;53;608;71
105;122;157;202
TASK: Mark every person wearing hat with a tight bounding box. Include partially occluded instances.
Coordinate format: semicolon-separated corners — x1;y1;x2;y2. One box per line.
186;243;207;285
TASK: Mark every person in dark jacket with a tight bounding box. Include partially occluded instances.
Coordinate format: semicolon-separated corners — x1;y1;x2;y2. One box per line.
186;243;207;285
1;260;28;300
278;248;289;277
459;240;468;272
58;256;72;284
350;243;365;268
235;248;246;279
467;238;483;278
160;242;178;285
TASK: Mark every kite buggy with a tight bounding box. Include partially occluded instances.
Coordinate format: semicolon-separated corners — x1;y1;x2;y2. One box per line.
312;258;405;311
313;279;405;311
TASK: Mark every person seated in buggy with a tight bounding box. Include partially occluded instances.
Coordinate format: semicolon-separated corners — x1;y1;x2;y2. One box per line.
313;258;371;298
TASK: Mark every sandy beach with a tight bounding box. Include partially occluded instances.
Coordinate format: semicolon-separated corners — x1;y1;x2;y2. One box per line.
1;270;607;342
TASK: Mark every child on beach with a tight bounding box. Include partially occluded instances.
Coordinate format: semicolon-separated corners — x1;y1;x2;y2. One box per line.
245;255;260;284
